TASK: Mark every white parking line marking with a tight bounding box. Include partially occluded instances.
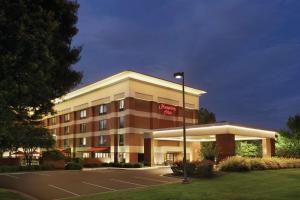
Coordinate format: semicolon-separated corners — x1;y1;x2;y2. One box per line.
134;176;170;183
4;174;19;179
110;179;146;187
82;181;116;191
48;185;80;197
32;173;51;176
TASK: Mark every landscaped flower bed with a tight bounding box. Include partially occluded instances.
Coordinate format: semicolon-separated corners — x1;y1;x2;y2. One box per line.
218;156;300;172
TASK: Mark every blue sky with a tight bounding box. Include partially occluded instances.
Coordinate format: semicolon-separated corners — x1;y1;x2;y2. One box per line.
72;0;300;129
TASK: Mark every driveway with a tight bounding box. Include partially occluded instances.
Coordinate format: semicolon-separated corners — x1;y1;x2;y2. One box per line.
0;167;180;200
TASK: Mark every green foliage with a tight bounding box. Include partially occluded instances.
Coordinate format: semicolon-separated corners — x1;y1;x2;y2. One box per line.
0;0;81;157
236;141;262;157
198;108;216;124
276;134;300;158
0;164;54;173
171;160;214;178
42;150;65;161
65;162;83;170
101;162;144;168
200;142;216;161
218;156;300;172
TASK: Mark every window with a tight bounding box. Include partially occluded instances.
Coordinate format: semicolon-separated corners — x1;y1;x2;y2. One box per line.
63;126;70;135
49;117;56;125
119;134;124;146
118;99;125;111
63;113;70;122
79;137;86;146
51;129;57;140
99;135;106;145
79;123;87;133
95;153;110;158
63;139;69;147
99;104;107;115
83;153;89;158
80;110;87;119
118;117;125;128
99;120;107;130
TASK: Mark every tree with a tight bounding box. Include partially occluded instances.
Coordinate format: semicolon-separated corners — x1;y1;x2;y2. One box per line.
0;0;82;158
236;141;262;157
200;142;216;161
198;108;216;124
276;114;300;158
18;124;55;165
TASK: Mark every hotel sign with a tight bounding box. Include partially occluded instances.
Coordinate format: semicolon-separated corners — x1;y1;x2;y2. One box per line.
159;103;177;116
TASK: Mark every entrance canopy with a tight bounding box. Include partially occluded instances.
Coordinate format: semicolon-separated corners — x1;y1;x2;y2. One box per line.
150;122;276;142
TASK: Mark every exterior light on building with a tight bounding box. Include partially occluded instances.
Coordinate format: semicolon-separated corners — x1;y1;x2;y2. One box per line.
173;71;189;184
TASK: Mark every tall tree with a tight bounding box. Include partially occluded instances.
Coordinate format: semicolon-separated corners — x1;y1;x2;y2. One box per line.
0;0;82;156
198;107;216;124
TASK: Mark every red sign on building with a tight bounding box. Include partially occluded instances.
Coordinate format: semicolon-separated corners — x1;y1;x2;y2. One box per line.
158;103;177;116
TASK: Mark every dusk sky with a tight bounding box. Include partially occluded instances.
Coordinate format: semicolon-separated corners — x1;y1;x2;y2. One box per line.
72;0;300;130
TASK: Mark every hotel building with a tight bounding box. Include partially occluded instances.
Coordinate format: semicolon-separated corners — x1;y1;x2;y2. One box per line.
44;71;276;165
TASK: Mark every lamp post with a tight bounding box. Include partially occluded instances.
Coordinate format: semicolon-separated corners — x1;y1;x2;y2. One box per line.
174;72;188;183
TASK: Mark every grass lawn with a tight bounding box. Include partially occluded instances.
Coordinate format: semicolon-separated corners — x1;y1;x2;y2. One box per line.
71;169;300;200
0;189;28;200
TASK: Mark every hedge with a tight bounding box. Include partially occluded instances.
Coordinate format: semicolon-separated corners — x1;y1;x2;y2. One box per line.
171;160;214;178
218;156;300;172
0;164;55;173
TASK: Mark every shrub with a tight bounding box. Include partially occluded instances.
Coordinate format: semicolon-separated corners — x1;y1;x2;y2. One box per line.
101;162;143;168
171;160;214;178
236;141;262;157
65;162;82;170
0;164;54;173
218;156;300;172
42;150;65;160
218;157;251;172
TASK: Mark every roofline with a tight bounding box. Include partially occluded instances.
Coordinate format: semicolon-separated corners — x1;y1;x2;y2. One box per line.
152;122;277;134
54;70;206;103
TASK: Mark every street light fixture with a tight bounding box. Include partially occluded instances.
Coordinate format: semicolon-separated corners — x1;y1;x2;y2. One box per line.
174;72;189;184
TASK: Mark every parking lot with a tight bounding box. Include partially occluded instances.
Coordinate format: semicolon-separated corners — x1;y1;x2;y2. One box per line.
0;167;180;200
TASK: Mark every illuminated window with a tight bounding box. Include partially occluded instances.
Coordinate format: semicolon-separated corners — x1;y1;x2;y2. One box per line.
99;120;107;130
63;113;70;122
99;135;106;145
49;117;56;125
95;153;110;158
119;134;124;146
63;126;70;134
83;153;89;158
63;139;69;147
118;117;125;128
80;110;87;119
79;137;86;146
79;123;87;133
99;104;107;115
118;99;125;111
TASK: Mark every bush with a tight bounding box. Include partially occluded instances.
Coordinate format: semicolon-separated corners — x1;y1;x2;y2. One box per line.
101;162;143;168
171;160;214;178
0;164;55;173
218;156;300;172
218;157;251;172
82;158;102;168
65;162;82;170
42;150;65;160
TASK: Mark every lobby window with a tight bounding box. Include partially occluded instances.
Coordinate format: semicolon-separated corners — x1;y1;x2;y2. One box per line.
79;137;86;146
99;135;106;145
63;126;70;135
63;139;69;147
99;104;107;115
80;109;87;119
99;120;107;130
95;153;110;158
118;117;125;128
79;123;87;133
63;113;70;122
119;134;124;146
83;153;89;158
118;99;125;111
